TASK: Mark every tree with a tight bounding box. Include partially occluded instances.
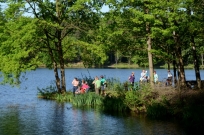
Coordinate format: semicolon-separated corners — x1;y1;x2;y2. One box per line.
0;0;106;92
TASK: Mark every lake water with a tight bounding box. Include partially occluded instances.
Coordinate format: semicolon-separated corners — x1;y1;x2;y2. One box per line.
0;68;203;135
15;68;204;90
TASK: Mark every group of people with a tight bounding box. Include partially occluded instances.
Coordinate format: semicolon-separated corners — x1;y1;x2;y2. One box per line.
72;75;107;96
128;70;150;86
128;70;173;86
140;70;149;82
72;70;173;96
92;75;107;96
72;78;90;96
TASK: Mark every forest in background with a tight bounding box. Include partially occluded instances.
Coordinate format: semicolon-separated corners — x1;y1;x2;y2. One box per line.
0;0;204;92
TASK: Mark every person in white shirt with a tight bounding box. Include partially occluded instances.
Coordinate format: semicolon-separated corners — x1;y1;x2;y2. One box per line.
72;77;79;96
166;70;172;86
154;71;158;84
140;70;147;82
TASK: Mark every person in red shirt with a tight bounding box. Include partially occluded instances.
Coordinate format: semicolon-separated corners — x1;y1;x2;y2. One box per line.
81;81;90;93
75;80;90;94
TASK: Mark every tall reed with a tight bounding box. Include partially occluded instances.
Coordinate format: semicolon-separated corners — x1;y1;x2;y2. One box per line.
71;92;103;106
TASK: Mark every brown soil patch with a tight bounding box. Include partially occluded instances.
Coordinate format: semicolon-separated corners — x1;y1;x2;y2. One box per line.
153;87;204;105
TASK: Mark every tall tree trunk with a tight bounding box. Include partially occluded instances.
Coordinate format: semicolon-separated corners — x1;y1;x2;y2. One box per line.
186;7;201;89
145;8;154;86
191;36;201;89
56;0;66;93
53;61;61;92
58;39;66;93
176;59;180;90
173;31;186;89
167;45;170;70
45;31;61;92
167;63;170;70
50;49;61;92
147;33;154;86
173;53;177;86
177;46;186;88
177;46;186;89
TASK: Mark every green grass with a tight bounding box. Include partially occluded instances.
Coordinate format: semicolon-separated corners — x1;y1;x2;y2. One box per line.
107;63;140;69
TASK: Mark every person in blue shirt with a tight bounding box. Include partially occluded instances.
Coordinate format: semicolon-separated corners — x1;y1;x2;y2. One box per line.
100;75;106;96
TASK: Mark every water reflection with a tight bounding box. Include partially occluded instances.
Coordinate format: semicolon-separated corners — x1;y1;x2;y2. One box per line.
0;102;188;135
0;109;21;135
0;107;38;135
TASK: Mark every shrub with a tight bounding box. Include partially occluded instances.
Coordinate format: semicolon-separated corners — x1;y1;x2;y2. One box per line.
37;84;57;99
103;91;129;112
106;77;124;91
124;83;154;113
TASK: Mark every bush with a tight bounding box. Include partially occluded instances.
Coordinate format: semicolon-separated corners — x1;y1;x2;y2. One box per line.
124;83;154;113
103;91;129;112
37;84;57;99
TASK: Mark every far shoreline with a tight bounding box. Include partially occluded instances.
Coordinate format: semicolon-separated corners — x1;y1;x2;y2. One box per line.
38;62;204;69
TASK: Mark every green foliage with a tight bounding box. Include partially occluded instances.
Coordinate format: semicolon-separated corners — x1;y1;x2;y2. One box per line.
37;85;58;99
0;17;40;85
146;95;173;119
124;83;154;112
105;77;124;91
72;92;103;106
55;92;73;102
103;92;128;112
0;0;108;90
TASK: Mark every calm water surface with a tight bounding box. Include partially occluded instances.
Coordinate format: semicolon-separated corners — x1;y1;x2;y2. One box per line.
0;68;203;135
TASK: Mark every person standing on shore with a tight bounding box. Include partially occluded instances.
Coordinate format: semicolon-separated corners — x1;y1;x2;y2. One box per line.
166;70;173;86
72;77;79;96
100;75;106;96
128;72;135;89
92;76;101;95
140;70;147;82
154;71;158;84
